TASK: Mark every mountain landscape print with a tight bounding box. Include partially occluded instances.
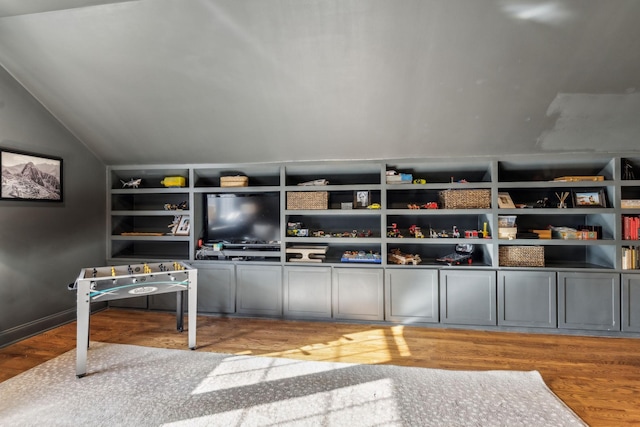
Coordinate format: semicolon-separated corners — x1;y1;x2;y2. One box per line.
1;149;62;201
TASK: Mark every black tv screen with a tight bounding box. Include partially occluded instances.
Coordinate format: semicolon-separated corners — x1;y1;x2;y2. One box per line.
204;193;280;245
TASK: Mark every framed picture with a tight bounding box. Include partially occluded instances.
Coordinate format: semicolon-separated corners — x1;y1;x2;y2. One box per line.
174;216;191;236
354;190;370;208
1;148;63;201
497;192;515;209
572;189;607;208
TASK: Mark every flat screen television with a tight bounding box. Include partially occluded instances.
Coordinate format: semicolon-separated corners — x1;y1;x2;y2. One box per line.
204;193;281;247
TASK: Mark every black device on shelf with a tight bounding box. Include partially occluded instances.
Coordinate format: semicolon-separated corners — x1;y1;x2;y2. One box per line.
204;193;281;247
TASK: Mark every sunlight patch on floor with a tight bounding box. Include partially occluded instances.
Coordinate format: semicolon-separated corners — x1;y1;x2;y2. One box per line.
257;328;400;364
391;325;412;357
192;354;353;394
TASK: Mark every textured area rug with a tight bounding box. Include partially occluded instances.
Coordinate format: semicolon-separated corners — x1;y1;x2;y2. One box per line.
0;342;585;426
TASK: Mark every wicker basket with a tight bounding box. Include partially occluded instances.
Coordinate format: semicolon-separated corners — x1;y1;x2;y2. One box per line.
286;191;328;210
499;246;545;267
220;176;248;187
439;189;491;209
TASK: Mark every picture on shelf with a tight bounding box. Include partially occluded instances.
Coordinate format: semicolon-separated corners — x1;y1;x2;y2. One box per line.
174;216;191;236
354;190;370;208
572;189;607;208
1;147;63;201
497;192;515;209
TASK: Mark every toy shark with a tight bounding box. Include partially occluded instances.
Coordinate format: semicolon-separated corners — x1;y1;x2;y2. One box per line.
121;178;142;188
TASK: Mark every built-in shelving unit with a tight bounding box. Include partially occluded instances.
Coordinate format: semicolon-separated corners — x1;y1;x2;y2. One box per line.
108;166;192;262
106;154;640;335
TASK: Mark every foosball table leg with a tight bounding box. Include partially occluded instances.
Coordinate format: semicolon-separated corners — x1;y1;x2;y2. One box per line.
176;290;184;332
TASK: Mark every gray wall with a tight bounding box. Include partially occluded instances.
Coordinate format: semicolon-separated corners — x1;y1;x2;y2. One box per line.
1;1;640;166
0;66;106;347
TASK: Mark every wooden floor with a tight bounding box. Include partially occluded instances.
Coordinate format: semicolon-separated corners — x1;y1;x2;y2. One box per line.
2;309;640;426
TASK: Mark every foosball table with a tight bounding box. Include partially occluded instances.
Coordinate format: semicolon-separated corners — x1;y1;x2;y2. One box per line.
69;261;197;377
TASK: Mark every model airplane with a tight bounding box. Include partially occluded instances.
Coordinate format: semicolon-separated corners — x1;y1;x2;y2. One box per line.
121;178;142;188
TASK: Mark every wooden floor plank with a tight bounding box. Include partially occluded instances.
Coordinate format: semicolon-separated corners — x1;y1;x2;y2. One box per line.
2;308;640;426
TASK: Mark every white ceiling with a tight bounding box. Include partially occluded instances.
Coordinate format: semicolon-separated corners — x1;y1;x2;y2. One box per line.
1;0;639;165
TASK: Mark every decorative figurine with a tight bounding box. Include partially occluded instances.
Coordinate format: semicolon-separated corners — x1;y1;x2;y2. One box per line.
121;178;142;188
555;192;569;208
387;223;403;238
164;201;188;210
624;159;635;180
409;225;424;238
536;197;550;208
429;227;438;239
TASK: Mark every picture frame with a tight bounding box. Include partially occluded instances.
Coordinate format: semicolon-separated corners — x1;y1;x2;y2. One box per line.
174;216;191;236
1;148;63;201
572;189;607;208
354;190;370;208
497;192;516;209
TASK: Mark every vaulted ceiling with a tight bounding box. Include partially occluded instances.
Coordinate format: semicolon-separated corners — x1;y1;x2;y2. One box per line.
1;0;639;165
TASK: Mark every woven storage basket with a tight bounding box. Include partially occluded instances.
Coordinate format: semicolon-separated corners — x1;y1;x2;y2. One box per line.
220;176;248;187
439;189;491;209
499;246;545;267
286;191;328;210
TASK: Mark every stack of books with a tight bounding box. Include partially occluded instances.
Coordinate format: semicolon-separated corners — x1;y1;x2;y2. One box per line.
622;247;640;270
622;215;640;240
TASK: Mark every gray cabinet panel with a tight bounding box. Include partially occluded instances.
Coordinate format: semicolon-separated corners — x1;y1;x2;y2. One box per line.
193;263;236;314
236;265;282;316
498;271;556;328
385;268;438;323
439;270;496;326
284;266;332;319
333;268;384;321
558;272;620;331
622;274;640;332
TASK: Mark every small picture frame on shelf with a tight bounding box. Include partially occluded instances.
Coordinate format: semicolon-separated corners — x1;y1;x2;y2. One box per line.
572;189;607;208
174;216;191;235
497;192;515;209
354;190;370;208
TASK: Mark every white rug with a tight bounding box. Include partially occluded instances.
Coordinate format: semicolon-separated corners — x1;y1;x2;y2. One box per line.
0;342;586;426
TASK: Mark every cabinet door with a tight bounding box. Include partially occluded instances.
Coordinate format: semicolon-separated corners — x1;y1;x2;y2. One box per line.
558;272;620;331
333;268;384;321
498;271;557;328
385;268;438;323
283;266;332;319
193;263;236;314
622;274;640;332
440;270;496;326
236;265;282;316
